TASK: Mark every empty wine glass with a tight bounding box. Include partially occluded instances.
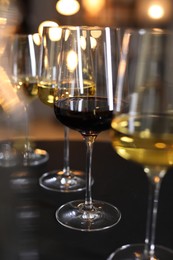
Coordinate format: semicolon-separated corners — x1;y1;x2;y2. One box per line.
54;26;121;231
108;28;173;259
38;26;87;192
8;34;49;166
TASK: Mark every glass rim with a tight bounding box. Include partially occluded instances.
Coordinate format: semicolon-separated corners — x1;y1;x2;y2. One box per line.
124;27;173;36
41;24;121;31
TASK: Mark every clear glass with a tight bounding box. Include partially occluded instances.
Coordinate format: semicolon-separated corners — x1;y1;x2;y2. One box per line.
0;32;19;167
108;29;173;259
8;34;49;166
38;26;86;192
0;113;18;167
54;26;121;231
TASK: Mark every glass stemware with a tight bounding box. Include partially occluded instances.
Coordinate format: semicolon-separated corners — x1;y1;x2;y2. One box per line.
54;26;121;231
108;29;173;259
0;32;19;167
9;34;49;166
38;26;86;192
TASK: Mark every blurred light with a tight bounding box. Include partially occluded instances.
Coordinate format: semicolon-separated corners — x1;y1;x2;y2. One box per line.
0;17;7;26
140;129;151;138
82;0;105;16
90;30;102;38
80;34;97;49
139;29;146;35
0;66;22;113
154;142;166;148
38;21;59;36
33;33;41;45
49;27;62;41
120;136;134;143
153;28;164;32
154;176;160;183
136;0;172;23
90;37;97;48
67;50;78;71
56;0;80;16
64;29;70;41
148;4;164;19
80;36;86;50
0;0;21;34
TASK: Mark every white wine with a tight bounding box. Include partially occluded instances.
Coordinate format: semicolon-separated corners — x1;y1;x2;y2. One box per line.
13;76;38;102
38;79;96;108
111;114;173;167
38;81;57;107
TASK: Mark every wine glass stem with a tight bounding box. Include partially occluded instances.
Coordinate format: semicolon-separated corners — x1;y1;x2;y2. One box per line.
23;104;31;157
63;126;70;176
84;135;96;210
144;170;164;257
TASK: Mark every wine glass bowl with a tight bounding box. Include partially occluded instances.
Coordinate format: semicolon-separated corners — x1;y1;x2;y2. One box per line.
54;26;121;231
38;26;87;192
108;28;173;259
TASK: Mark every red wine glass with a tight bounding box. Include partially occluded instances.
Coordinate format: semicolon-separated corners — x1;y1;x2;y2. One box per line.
54;26;121;231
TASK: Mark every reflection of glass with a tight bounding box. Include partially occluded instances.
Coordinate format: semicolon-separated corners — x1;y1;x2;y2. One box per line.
0;108;18;167
9;34;49;166
108;29;173;259
0;141;17;167
38;26;86;192
54;26;121;231
10;170;40;260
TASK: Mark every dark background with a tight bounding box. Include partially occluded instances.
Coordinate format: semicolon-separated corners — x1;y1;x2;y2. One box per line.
17;0;173;34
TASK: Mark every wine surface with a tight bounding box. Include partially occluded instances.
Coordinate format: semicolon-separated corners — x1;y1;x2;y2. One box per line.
13;76;38;102
54;97;113;135
38;82;57;107
111;114;173;167
57;80;96;99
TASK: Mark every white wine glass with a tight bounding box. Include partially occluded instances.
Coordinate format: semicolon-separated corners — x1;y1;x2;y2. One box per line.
38;26;87;192
54;26;121;231
9;34;49;166
108;29;173;259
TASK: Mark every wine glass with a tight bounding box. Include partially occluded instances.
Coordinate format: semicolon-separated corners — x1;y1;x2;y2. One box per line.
0;32;20;167
9;33;49;166
108;28;173;259
54;26;121;231
38;26;87;192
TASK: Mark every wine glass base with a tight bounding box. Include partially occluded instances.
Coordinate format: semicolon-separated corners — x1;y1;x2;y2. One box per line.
56;199;121;231
107;243;173;260
39;170;88;192
23;149;49;166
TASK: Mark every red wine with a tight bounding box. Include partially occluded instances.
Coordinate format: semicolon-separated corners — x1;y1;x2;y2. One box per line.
54;97;113;135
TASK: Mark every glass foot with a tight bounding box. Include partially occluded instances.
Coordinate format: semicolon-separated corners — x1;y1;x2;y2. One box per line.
56;199;121;231
39;170;87;192
107;244;173;260
23;148;49;166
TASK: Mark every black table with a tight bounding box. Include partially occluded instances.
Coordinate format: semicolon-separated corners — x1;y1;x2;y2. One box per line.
0;140;173;260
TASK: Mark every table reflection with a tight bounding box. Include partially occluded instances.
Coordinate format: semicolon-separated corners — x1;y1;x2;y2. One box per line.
0;140;172;260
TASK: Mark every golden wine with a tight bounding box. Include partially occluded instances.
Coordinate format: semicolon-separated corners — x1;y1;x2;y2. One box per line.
38;80;95;107
111;114;173;167
13;76;38;101
38;81;57;107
